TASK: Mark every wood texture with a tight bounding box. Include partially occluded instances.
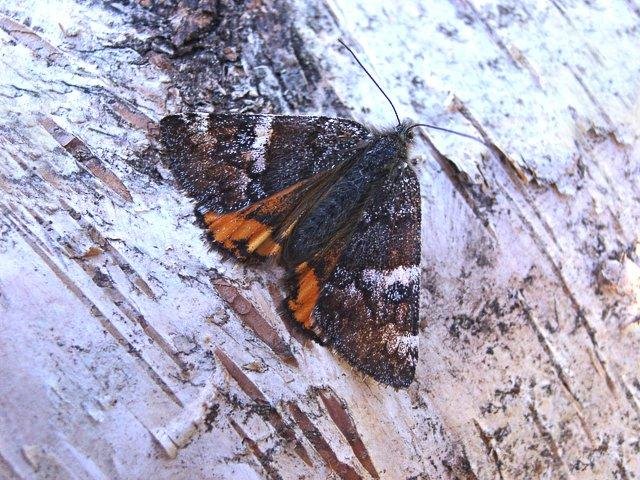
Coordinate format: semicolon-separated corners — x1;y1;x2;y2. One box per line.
0;0;639;478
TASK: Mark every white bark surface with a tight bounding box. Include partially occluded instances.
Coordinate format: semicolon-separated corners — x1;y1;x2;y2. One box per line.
1;1;639;479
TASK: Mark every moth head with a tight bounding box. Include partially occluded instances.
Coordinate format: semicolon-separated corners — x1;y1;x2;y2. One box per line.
397;119;417;142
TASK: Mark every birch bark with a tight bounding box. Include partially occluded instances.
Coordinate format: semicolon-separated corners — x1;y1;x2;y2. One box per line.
0;1;639;479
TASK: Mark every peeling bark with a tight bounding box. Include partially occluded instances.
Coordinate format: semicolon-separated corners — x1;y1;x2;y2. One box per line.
1;1;639;479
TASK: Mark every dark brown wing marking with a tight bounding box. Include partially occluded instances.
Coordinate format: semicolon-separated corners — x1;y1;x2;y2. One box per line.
160;113;370;215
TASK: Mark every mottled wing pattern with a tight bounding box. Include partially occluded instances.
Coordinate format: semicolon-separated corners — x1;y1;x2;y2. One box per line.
160;113;370;214
287;167;421;387
161;113;370;260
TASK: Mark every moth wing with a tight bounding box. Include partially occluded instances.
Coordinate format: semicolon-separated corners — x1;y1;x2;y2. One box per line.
160;113;369;260
160;113;370;214
198;172;322;260
286;167;421;388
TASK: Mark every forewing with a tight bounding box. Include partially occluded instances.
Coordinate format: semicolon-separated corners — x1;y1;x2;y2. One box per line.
286;167;421;388
160;113;370;214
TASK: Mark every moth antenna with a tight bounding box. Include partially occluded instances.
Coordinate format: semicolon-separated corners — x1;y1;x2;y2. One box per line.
408;123;488;146
338;39;401;127
339;39;487;147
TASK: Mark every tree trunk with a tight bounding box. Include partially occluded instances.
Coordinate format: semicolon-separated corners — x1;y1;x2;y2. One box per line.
1;1;639;479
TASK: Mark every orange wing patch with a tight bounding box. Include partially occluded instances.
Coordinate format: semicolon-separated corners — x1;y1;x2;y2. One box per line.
287;240;346;331
287;262;320;329
201;180;310;259
202;212;281;257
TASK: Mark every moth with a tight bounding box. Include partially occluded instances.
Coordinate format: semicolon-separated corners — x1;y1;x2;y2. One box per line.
160;41;480;388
